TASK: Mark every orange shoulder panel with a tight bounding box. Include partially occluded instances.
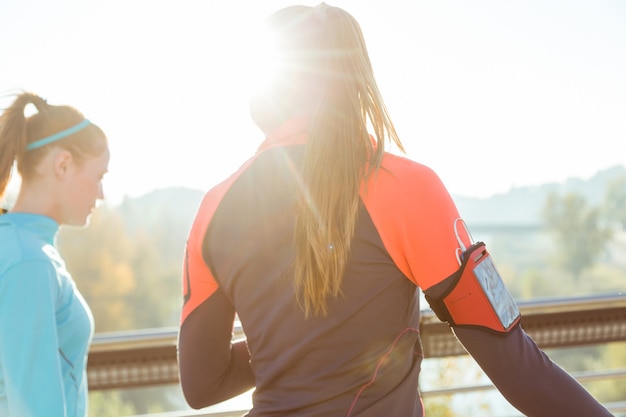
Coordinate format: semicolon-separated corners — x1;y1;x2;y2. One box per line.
181;126;309;324
181;160;257;324
360;155;471;290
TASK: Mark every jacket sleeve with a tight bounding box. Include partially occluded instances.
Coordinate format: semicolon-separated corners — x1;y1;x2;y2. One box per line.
178;285;255;409
454;325;613;416
178;183;256;409
0;262;67;417
361;156;612;416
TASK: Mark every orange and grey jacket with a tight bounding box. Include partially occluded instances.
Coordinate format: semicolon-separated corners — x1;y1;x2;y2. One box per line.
178;118;612;417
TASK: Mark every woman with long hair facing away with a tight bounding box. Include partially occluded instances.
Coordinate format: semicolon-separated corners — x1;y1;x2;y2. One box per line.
178;4;612;416
0;92;109;417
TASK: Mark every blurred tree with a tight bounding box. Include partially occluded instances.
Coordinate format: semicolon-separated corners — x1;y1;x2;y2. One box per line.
114;189;197;329
124;227;181;329
602;174;626;230
518;268;559;299
541;191;612;281
596;342;626;402
59;203;183;331
424;397;457;417
58;204;183;414
88;390;135;417
421;357;493;416
58;206;137;332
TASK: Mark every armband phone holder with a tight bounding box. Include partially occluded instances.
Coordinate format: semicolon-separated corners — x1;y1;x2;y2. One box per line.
424;219;521;334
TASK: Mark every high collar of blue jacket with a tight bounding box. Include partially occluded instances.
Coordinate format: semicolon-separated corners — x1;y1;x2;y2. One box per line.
0;211;59;246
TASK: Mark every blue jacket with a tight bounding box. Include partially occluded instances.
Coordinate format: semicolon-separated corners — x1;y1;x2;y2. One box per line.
0;213;94;417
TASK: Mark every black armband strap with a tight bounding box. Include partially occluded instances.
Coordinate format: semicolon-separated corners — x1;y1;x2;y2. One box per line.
425;241;521;334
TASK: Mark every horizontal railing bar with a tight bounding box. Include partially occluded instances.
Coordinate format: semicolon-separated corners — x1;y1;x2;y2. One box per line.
421;368;626;397
605;401;626;414
128;400;626;417
495;400;626;417
89;327;179;352
572;367;626;383
88;293;626;391
419;292;626;358
515;292;626;314
91;292;626;349
130;410;249;417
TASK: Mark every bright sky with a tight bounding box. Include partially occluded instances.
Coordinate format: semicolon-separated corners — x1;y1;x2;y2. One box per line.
2;0;625;204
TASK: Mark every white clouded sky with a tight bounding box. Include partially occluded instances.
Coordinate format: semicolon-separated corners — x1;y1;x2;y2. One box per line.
2;0;625;204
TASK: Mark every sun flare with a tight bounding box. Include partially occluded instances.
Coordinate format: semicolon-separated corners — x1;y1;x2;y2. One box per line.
240;22;283;97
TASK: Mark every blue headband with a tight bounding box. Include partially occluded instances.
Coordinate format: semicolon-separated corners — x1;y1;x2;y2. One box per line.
26;119;91;151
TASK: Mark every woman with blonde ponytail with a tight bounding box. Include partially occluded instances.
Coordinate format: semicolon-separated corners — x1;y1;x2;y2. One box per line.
0;92;109;417
178;4;611;416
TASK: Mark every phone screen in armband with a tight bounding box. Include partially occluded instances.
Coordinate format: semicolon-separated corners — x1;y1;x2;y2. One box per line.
472;254;520;330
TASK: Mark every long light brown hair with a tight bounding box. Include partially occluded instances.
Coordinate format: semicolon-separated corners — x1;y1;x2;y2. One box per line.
261;4;405;317
0;91;107;199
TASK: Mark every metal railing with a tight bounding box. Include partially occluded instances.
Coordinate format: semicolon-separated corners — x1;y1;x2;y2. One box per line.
87;293;626;416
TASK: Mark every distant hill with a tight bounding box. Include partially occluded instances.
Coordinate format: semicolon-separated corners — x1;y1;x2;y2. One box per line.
113;187;205;266
115;186;204;234
454;165;626;225
113;165;626;233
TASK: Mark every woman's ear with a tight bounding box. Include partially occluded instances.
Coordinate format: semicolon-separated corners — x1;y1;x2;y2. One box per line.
53;150;74;180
